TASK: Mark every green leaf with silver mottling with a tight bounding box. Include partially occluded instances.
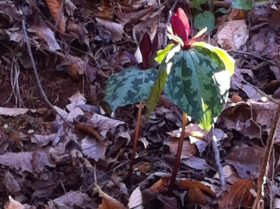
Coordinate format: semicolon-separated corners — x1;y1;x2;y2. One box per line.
146;44;181;114
194;11;215;32
191;42;235;75
104;67;157;111
165;47;233;130
232;0;253;10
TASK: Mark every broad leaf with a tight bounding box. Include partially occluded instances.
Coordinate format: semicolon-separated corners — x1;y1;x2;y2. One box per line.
105;67;157;111
146;44;181;114
191;42;235;75
232;0;253;10
194;11;215;32
165;48;232;130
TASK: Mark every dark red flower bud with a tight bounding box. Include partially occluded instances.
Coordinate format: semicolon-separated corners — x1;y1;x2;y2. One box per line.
171;8;190;47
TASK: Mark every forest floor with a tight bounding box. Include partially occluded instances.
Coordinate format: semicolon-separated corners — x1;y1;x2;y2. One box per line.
0;0;280;209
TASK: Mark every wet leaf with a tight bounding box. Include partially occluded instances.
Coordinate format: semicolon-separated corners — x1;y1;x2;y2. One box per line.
96;18;124;42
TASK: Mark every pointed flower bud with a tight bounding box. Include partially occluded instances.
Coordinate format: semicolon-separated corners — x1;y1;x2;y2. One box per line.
171;8;190;47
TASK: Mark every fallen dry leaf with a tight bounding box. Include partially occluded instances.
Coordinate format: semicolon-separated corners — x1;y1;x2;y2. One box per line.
179;179;216;205
218;179;255;209
0;107;35;116
45;0;66;33
49;191;97;208
97;185;127;209
225;144;264;178
217;20;248;50
96;18;124;42
4;196;24;209
0;151;54;173
81;136;108;161
29;25;60;52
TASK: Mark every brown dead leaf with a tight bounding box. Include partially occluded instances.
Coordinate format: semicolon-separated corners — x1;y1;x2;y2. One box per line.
217;20;248;50
81;136;108;161
96;18;124;42
225;144;264;178
0;107;35;116
167;139;197;159
0;151;54;173
29;25;60;52
149;176;170;193
97;185;127;209
179;179;216;205
49;191;97;208
4;196;24;209
218;179;255;209
46;0;66;33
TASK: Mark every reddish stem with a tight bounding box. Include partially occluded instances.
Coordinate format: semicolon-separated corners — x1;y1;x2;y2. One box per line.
169;112;188;191
127;102;144;177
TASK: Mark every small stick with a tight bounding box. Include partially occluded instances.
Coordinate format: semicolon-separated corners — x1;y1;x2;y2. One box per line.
21;10;73;128
209;128;226;190
169;112;188;191
127;102;144;177
252;104;280;209
229;50;279;66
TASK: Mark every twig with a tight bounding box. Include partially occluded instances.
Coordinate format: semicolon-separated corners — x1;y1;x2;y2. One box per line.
252;104;280;209
169;112;188;191
21;10;73;128
209;128;226;190
229;50;279;66
127;102;144;178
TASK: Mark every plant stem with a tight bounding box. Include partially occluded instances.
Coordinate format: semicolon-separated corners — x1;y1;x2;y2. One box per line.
252;104;280;209
169;112;188;191
127;102;144;178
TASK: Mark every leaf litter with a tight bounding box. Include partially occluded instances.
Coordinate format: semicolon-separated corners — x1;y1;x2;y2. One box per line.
0;0;280;208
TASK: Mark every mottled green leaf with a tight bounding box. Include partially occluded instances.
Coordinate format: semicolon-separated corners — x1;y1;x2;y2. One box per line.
191;42;235;75
232;0;253;10
104;67;157;111
165;48;232;130
194;11;215;32
146;44;181;114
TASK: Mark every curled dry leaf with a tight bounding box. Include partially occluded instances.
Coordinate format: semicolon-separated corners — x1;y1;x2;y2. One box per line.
4;196;24;209
218;179;255;209
179;179;216;205
45;0;66;33
97;185;127;209
96;18;124;42
217;20;248;50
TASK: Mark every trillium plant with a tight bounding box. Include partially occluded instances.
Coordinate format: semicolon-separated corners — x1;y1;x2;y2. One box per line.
105;7;235;187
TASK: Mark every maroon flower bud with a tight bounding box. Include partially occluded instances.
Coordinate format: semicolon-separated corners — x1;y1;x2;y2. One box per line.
171;8;190;47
